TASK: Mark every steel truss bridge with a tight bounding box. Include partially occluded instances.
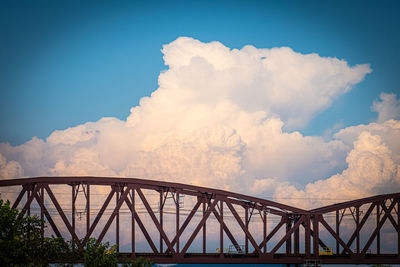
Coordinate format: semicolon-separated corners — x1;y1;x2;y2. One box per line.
0;177;399;265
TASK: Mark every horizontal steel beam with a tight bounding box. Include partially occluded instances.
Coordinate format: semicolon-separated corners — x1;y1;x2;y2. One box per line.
0;176;305;213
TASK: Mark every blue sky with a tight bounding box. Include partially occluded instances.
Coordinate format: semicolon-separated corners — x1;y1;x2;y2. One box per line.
1;0;399;145
1;1;400;256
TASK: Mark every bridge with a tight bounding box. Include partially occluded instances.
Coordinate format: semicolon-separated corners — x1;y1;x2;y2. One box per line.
0;176;399;265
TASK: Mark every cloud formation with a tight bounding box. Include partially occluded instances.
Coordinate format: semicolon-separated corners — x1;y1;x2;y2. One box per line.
0;153;23;178
275;128;400;208
1;37;398;210
372;92;400;122
274;93;400;208
157;37;371;129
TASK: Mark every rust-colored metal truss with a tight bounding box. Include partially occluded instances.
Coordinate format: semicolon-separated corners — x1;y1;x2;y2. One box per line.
0;177;399;264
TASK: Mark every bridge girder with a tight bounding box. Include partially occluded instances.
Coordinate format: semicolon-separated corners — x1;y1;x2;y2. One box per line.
0;176;399;264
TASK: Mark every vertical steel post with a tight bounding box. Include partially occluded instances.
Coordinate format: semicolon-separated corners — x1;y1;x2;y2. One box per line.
26;186;31;243
176;192;179;253
27;189;31;216
263;210;267;254
131;188;135;256
377;204;380;254
336;210;339;254
40;186;44;238
116;187;120;253
160;190;163;253
87;184;90;236
286;220;292;254
305;214;311;257
245;206;248;254
397;198;400;257
356;206;360;254
313;215;319;258
220;200;224;256
72;184;75;235
294;221;299;254
203;200;206;253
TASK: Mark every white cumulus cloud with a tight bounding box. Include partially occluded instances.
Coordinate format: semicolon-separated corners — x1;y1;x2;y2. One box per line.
1;37;397;211
372;92;400;123
274;130;400;209
0;152;23;178
153;37;371;130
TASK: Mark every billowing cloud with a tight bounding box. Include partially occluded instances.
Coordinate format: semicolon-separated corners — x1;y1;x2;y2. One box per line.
150;37;371;130
273;94;400;208
334;119;400;159
372;92;400;122
274;129;400;208
0;152;23;178
1;37;397;211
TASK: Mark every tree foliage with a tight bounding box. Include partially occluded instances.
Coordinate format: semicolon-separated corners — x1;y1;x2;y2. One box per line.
0;199;46;266
83;238;118;267
0;199;153;266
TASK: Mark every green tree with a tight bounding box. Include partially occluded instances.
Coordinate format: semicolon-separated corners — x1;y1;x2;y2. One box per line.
83;238;118;267
0;199;47;266
82;238;154;267
0;199;153;266
44;236;82;265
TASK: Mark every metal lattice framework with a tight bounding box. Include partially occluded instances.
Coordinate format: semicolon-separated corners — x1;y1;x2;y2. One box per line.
0;177;399;264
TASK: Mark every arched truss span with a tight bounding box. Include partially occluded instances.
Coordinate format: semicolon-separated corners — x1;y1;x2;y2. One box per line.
0;176;399;264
